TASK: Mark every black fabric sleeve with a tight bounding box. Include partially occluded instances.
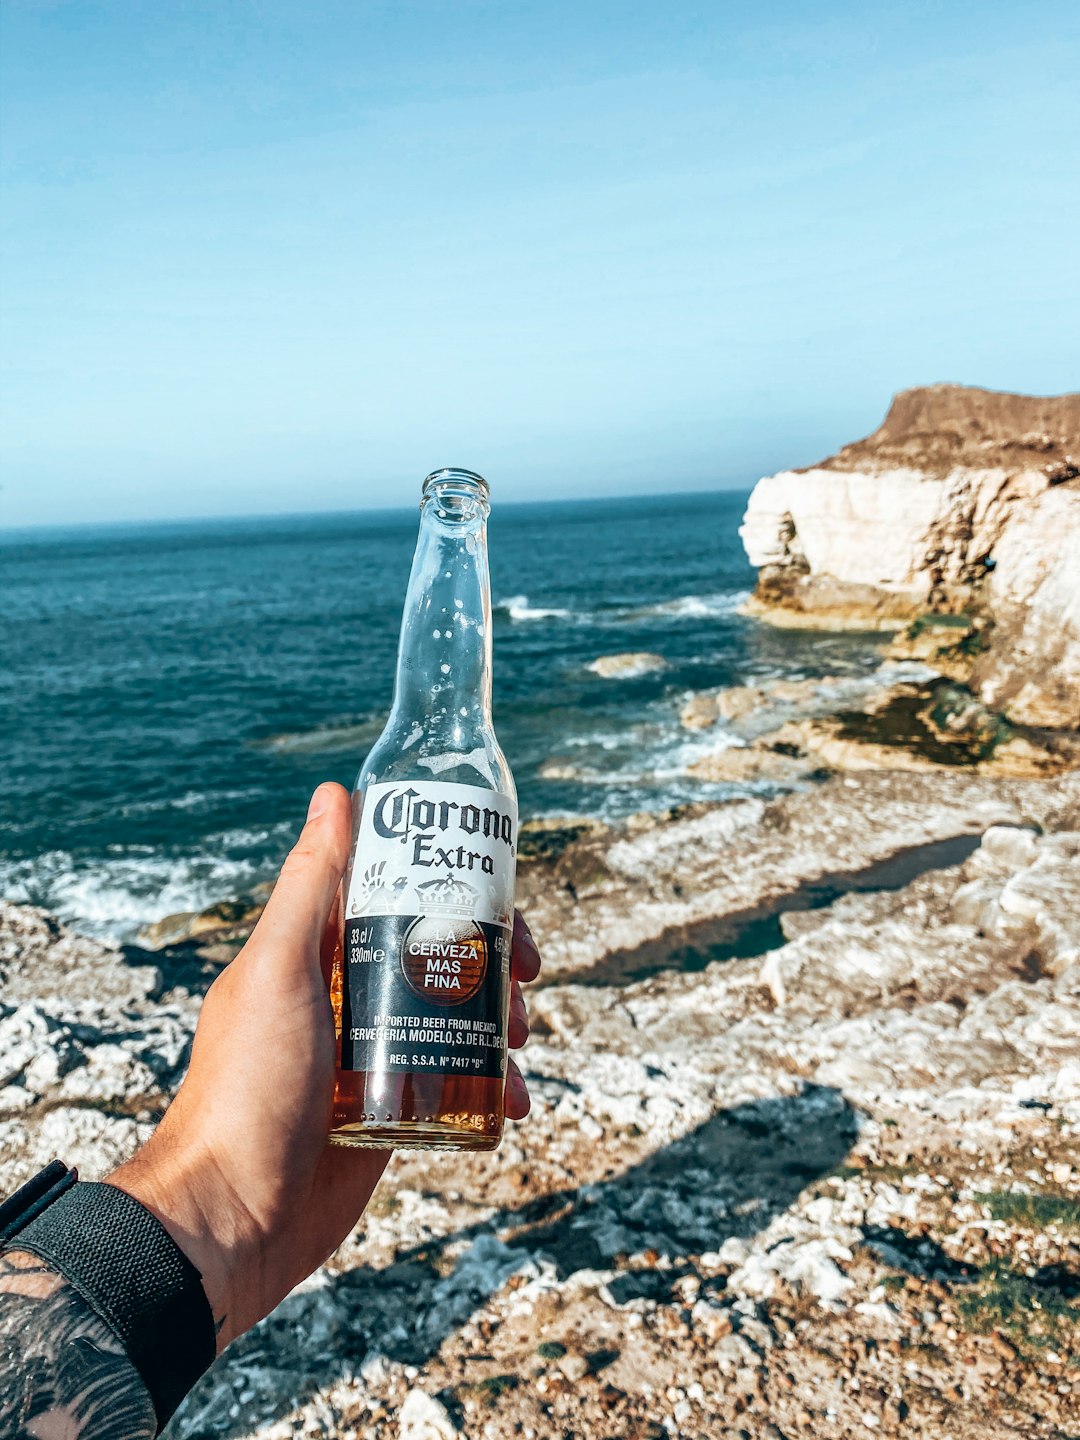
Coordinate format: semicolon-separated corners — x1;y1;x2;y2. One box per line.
10;1180;216;1430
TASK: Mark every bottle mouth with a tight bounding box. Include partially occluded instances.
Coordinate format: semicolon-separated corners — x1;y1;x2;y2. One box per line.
422;468;490;503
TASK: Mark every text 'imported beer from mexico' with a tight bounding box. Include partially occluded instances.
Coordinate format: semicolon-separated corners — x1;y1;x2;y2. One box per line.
329;468;517;1150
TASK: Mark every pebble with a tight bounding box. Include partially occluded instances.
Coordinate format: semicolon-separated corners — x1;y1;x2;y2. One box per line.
397;1389;459;1440
557;1352;589;1383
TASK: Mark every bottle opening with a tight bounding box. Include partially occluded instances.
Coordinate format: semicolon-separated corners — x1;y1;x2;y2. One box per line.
421;468;490;520
422;468;490;502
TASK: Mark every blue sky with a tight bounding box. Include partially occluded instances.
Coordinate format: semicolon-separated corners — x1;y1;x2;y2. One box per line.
1;1;1078;527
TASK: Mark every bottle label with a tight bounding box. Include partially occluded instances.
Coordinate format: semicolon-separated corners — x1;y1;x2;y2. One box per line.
339;781;517;1078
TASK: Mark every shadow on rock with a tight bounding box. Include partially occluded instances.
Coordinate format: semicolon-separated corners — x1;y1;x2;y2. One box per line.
120;939;233;1000
561;833;983;989
169;1085;857;1437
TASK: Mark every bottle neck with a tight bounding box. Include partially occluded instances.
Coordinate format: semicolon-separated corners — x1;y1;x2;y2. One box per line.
390;473;493;733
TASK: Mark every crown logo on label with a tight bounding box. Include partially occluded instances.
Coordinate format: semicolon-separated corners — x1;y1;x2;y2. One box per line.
415;875;478;917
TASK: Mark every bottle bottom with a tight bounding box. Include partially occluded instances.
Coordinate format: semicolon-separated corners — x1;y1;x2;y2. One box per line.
329;1069;505;1151
328;1119;501;1151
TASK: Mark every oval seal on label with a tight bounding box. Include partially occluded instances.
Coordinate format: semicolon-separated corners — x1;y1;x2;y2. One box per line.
400;916;488;1005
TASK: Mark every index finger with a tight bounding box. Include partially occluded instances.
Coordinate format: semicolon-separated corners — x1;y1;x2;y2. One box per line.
510;909;541;984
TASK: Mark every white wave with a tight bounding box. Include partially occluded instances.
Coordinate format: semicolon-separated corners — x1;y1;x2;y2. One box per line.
496;590;750;626
0;828;291;943
564;731;631;751
537;715;743;790
872;660;942;686
529;718;784;826
622;590;751;621
113;787;264;816
496;594;573;623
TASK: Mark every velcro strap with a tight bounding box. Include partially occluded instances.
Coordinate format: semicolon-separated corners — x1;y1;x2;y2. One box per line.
12;1179;216;1429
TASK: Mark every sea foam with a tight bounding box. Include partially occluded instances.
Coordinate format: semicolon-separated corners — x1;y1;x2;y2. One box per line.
0;829;284;943
496;594;574;622
497;589;750;625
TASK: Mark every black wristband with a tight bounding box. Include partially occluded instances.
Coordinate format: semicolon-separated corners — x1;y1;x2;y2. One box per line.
9;1176;217;1429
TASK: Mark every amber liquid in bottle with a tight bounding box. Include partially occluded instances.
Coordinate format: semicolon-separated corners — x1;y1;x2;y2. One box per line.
329;469;517;1151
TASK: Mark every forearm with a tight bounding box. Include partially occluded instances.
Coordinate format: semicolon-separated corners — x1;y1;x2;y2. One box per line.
0;1249;156;1440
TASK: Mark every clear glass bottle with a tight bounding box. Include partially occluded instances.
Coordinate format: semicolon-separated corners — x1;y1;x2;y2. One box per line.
329;468;517;1150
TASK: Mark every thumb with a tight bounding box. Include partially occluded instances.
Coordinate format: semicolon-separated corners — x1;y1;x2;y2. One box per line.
254;782;352;960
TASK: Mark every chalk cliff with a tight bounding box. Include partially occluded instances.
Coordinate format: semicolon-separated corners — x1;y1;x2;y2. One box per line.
739;384;1080;726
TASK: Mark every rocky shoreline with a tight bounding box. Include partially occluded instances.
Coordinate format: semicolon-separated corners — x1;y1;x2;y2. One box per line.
680;670;1080;789
3;762;1080;1439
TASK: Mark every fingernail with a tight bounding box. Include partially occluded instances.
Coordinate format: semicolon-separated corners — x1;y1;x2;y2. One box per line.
307;784;331;822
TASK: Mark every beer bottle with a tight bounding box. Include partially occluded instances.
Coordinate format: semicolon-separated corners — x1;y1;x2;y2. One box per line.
329;468;517;1150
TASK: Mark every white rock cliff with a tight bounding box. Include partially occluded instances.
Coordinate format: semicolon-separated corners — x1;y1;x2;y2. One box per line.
739;384;1080;726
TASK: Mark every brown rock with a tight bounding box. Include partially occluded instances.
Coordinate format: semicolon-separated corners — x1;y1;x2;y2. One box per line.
136;897;264;952
586;652;668;679
687;744;812;785
741;680;1080;779
681;690;726;729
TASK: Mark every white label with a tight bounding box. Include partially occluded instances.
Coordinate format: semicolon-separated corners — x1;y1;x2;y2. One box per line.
345;780;517;928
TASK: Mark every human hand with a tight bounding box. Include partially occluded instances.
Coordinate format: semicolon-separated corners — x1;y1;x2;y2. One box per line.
110;782;540;1349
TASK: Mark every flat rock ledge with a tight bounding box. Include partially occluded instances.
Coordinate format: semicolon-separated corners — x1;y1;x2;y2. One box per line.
3;768;1080;1440
685;676;1080;787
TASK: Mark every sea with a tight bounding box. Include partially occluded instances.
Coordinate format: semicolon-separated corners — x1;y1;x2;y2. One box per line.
0;491;888;941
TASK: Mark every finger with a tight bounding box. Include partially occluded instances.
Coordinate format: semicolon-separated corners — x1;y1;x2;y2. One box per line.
505;1057;530;1121
253;783;352;967
508;980;529;1050
510;910;541;984
319;884;343;990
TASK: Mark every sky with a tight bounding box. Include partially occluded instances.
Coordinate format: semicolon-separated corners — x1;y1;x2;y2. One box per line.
1;1;1078;528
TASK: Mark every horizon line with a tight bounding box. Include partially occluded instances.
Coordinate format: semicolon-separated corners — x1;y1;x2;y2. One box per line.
0;479;756;539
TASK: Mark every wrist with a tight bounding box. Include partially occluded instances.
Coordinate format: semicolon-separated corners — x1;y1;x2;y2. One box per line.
109;1143;252;1351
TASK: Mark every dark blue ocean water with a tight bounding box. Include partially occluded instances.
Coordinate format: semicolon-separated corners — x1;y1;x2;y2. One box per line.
0;492;884;937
